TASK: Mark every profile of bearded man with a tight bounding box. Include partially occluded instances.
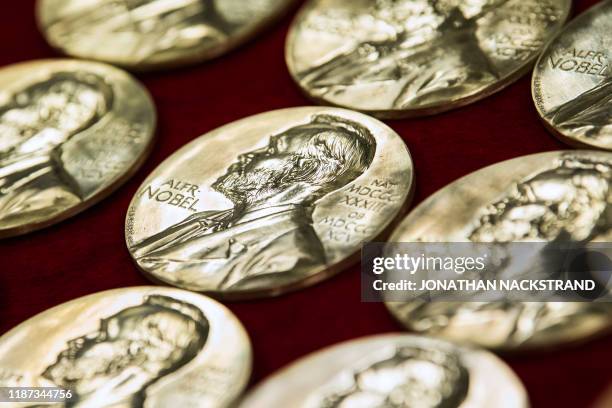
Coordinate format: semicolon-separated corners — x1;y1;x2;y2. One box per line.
313;345;469;408
0;71;113;228
41;295;209;407
299;0;509;109
131;114;376;291
400;156;612;347
46;0;237;64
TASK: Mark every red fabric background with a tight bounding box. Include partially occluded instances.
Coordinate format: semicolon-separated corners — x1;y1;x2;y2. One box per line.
1;1;610;407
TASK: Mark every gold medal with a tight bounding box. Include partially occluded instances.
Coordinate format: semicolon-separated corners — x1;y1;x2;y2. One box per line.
286;0;571;118
125;107;414;299
0;287;252;407
239;334;528;407
386;151;612;350
36;0;295;70
533;0;612;150
0;59;156;238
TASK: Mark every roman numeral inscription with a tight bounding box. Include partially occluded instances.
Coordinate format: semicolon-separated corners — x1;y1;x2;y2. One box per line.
338;179;402;213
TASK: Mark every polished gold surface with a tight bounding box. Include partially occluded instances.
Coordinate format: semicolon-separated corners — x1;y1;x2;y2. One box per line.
0;59;155;238
0;287;252;407
37;0;295;70
286;0;571;118
533;0;612;150
238;334;528;407
386;151;612;351
125;107;414;299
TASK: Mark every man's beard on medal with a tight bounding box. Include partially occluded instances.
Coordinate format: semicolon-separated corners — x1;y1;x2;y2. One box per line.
43;338;142;393
212;156;301;210
0;84;102;158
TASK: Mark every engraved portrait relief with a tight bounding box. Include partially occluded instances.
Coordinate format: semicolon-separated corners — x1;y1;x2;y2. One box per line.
547;58;612;139
297;0;512;109
41;295;209;407
404;156;611;346
47;0;237;63
0;71;113;228
131;115;377;290
470;156;610;243
309;345;468;408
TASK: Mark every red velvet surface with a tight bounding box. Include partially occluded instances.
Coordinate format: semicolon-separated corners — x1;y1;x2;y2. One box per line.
1;1;610;407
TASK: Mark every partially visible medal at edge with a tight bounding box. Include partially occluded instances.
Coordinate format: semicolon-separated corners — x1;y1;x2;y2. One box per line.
125;107;414;300
286;0;571;118
533;0;612;150
36;0;297;71
0;287;252;407
0;59;156;238
238;334;529;408
386;150;612;351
